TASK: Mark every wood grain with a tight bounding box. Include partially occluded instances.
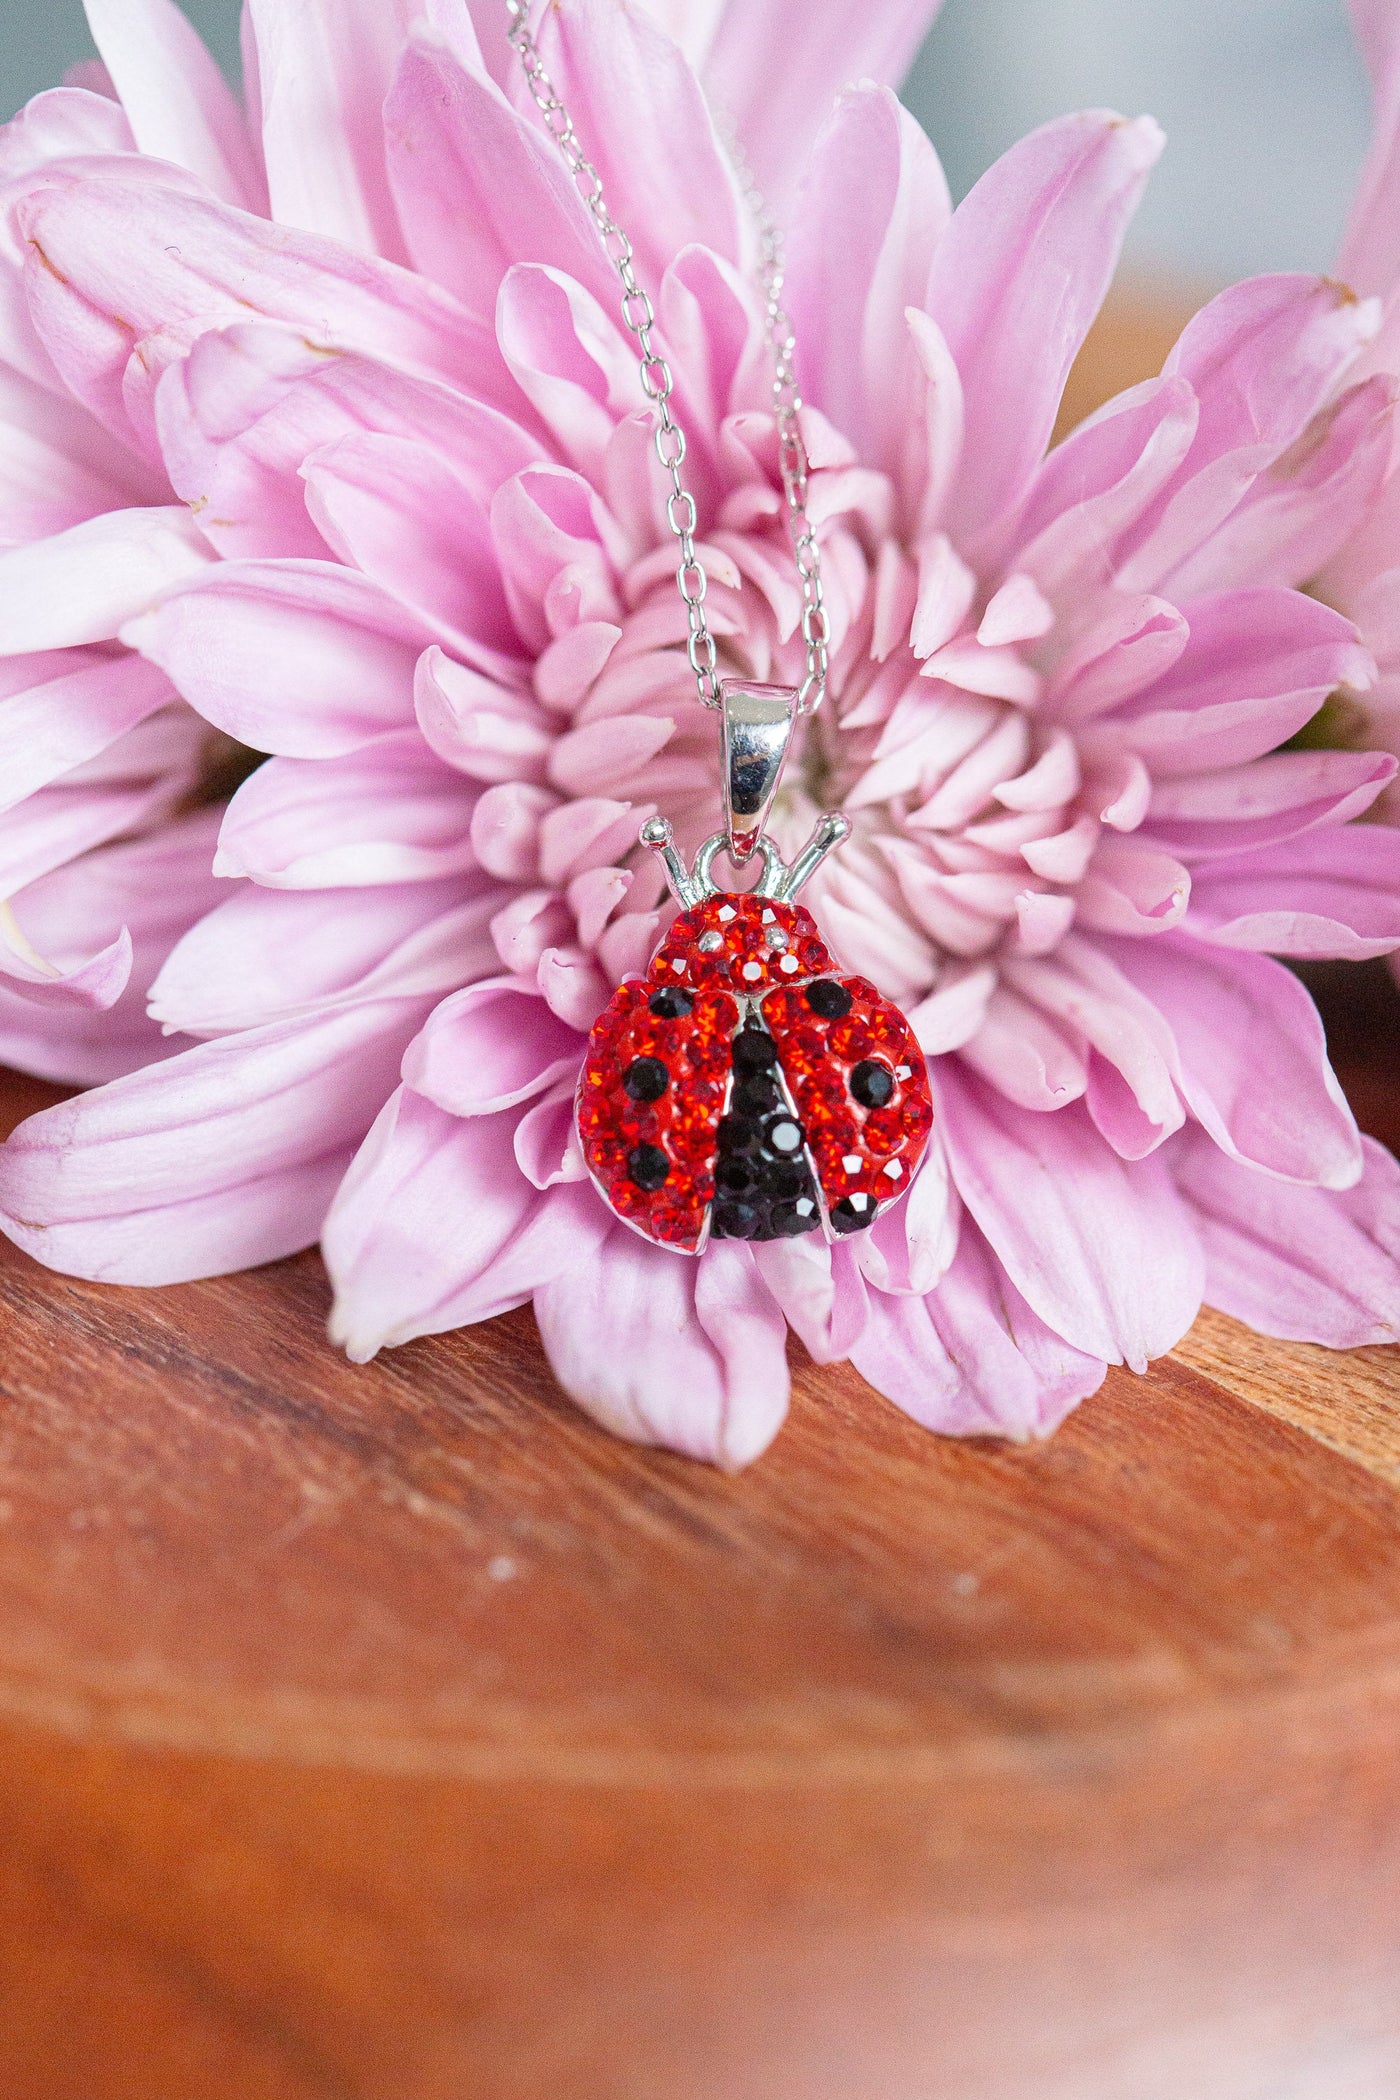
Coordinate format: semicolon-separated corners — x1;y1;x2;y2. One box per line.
0;295;1398;2100
0;943;1397;2100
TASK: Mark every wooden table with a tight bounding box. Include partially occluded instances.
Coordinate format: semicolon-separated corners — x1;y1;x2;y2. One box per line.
1;304;1398;2100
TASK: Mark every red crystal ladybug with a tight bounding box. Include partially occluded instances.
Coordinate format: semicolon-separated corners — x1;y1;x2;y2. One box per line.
576;819;934;1255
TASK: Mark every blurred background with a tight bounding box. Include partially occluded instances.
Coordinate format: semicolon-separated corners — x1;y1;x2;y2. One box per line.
0;0;1376;292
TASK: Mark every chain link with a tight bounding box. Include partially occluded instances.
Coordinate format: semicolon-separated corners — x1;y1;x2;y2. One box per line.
504;0;827;715
724;131;829;715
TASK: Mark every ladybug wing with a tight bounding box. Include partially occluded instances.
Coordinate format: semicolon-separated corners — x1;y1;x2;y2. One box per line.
761;975;934;1235
577;980;739;1253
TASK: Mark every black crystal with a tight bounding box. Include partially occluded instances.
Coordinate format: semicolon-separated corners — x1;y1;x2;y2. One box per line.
850;1058;894;1109
717;1112;761;1155
649;987;694;1020
731;1026;778;1074
711;1198;758;1240
732;1072;780;1118
623;1055;668;1103
807;978;852;1019
627;1143;670;1192
830;1193;875;1235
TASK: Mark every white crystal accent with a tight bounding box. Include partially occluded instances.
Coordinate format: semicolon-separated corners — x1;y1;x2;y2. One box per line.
717;904;737;922
841;1153;862;1175
896;1063;912;1080
796;1197;815;1216
698;930;723;952
761;908;776;923
764;926;789;950
741;960;763;981
779;954;800;974
883;1159;904;1180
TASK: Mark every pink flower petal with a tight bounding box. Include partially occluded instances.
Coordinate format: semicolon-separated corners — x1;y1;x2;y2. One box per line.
537;0;742;292
851;1224;1107;1438
0;995;432;1282
513;1076;587;1190
86;0;266;211
538;795;639;883
385;35;613;323
1075;833;1190;934
215;732;479;888
0;87;135;387
414;647;550;783
490;464;622;653
149;877;494;1034
402;976;583;1116
909;534;977;658
930;111;1164;547
19;177;510;456
939;1065;1206;1369
978;572;1054;647
1187;826;1400;959
533;620;622;711
325;1083;606;1358
1102;934;1361;1187
1109;588;1373;774
304;432;526;673
490;889;571;975
703;0;946;210
548;712;675;796
0;920;131;1011
1006;936;1183;1147
0;359;161;542
1173;1127;1400;1347
125;560;422;755
535;1228;790;1467
1161;375;1397;598
1339;0;1400;295
787;85;950;485
1348;0;1400;84
1007;375;1199;592
1020;813;1100;884
1051;592;1189;722
907;961;997;1054
0;808;224;1084
0;709;204;896
0;650;175;811
1144;749;1396;857
1116;275;1382;592
469;780;558;881
154;322;539;563
497;263;638;481
752;1237;869;1366
854;1135;959;1295
243;0;409;259
0;508;214;653
958;982;1089;1111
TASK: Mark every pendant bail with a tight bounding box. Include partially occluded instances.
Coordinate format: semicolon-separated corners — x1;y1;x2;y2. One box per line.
720;678;799;862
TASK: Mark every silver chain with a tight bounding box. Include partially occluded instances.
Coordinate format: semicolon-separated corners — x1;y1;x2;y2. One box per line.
504;0;829;715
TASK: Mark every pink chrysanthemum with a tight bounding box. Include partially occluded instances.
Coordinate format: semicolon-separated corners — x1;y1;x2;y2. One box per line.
1;0;1398;1465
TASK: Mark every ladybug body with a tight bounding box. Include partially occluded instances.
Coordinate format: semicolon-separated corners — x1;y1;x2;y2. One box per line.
577;890;934;1254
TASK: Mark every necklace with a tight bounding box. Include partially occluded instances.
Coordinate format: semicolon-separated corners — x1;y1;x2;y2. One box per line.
507;1;934;1255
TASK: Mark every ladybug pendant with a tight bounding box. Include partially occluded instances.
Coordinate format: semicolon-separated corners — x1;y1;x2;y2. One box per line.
576;813;935;1255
